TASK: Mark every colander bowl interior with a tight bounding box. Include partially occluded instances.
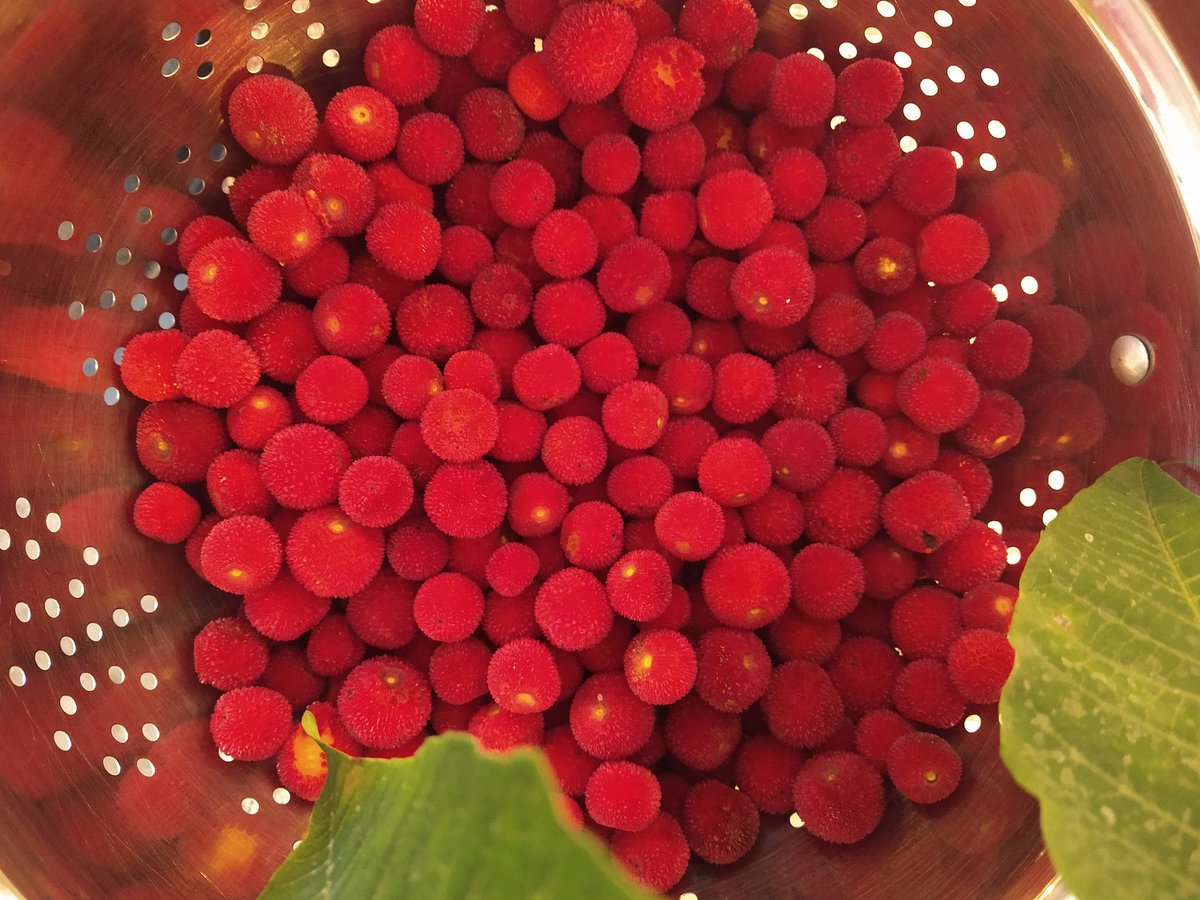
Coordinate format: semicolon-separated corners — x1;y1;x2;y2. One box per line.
0;0;1198;897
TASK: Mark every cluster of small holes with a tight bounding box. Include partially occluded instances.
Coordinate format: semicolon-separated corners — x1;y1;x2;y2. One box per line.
162;22;214;79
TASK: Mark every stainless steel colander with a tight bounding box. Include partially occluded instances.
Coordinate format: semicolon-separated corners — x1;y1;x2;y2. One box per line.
1;0;1198;896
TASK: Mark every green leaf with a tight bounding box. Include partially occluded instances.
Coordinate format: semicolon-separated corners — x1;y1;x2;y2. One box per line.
1000;458;1200;900
260;717;650;900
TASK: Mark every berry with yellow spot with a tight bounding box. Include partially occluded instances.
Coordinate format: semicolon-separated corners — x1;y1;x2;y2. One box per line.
324;85;401;162
487;637;562;713
276;700;364;801
570;672;656;759
607;548;673;621
623;629;697;706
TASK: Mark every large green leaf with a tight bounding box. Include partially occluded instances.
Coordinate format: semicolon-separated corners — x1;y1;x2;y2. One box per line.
261;721;650;900
1000;458;1200;900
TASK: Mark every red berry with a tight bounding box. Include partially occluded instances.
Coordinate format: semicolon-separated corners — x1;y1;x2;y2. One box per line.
228;75;318;166
891;146;957;217
696;170;774;250
536;567;612;650
881;470;972;554
892;659;966;728
694;628;771;714
420;388;500;462
623;629;697;706
133;482;201;544
762;661;843;748
367;202;442;280
338;456;413;528
835;58;904;126
287;506;385;598
960;581;1018;633
790;543;864;620
609;813;690;893
307;613;367;677
853;708;914;770
663;692;741;770
487;637;561;712
193;617;269;691
210;687;293;761
337;655;432;749
121;330;188;402
364;25;441;106
294;355;369;425
324;86;401;162
415;0;486;56
586;761;661;831
619;38;706;131
424;460;508;539
702;542;791;628
570;672;656;760
946;628;1015;703
768;53;835;127
916;214;990;285
681;780;760;865
792;751;884;844
543;3;637;104
886;731;962;804
200;515;282;594
542;416;608;484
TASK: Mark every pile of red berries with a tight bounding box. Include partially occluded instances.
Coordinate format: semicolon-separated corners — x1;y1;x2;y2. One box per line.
121;0;1105;891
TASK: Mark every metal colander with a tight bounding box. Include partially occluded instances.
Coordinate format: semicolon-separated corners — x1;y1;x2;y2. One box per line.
1;0;1197;896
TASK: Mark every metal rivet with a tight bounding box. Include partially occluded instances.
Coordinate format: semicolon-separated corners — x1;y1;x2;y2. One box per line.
1110;334;1152;385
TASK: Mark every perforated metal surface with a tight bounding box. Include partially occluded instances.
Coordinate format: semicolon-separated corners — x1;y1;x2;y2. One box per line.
0;1;1197;897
